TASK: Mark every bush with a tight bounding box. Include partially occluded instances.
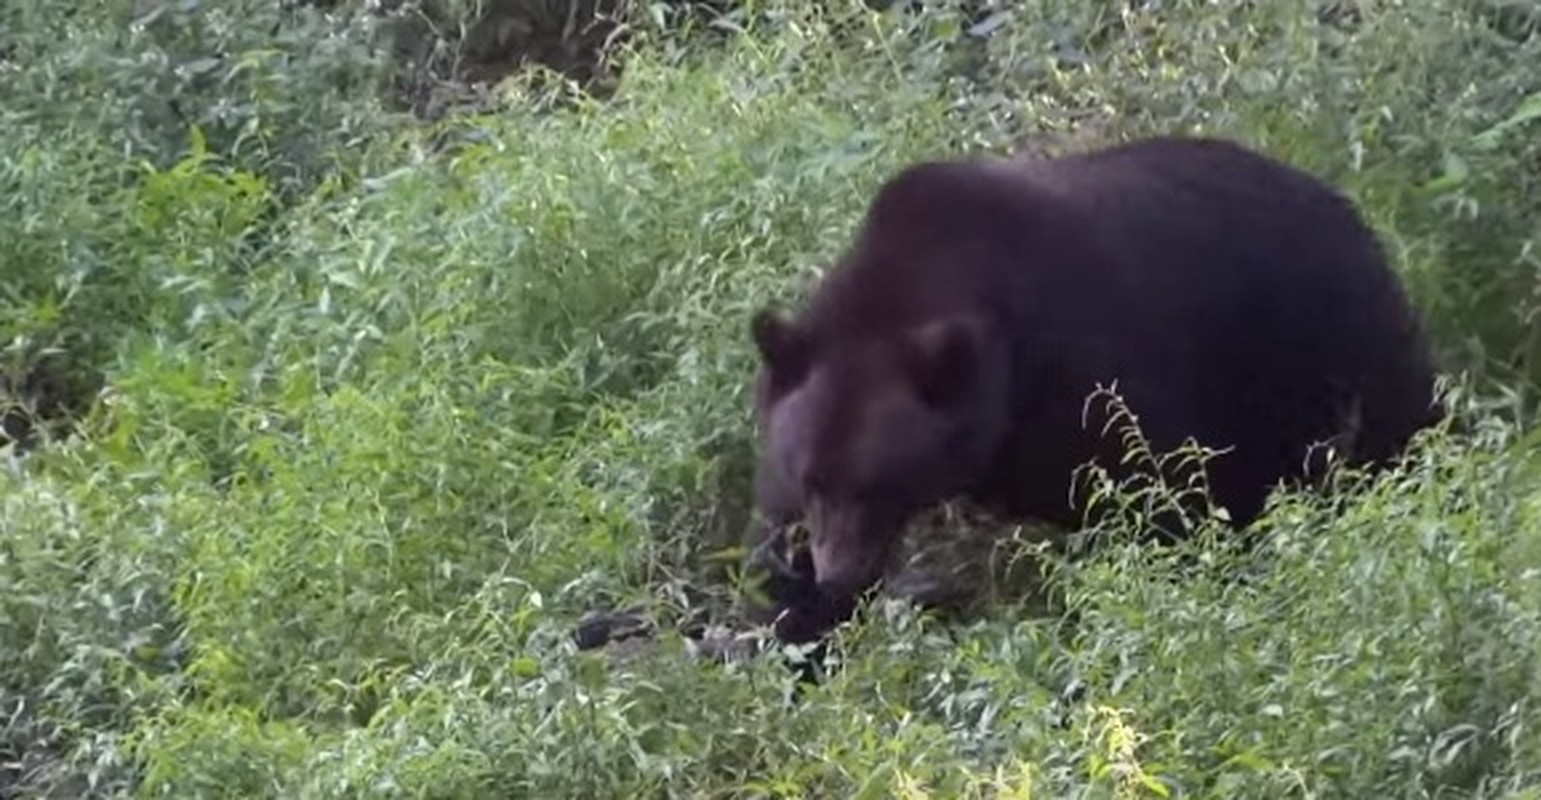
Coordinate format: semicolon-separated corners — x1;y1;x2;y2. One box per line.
1;1;1539;796
0;0;398;451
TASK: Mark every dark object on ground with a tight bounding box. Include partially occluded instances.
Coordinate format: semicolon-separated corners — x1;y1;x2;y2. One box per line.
1;359;94;454
573;608;655;651
746;134;1442;645
571;606;830;689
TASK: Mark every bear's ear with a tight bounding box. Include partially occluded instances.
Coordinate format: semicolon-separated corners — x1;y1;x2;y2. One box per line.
901;315;984;408
751;307;810;380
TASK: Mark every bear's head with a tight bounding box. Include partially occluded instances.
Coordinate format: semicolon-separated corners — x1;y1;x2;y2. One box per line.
749;307;1011;605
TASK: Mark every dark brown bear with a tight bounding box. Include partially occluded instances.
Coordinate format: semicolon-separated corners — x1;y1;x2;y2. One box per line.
746;135;1440;644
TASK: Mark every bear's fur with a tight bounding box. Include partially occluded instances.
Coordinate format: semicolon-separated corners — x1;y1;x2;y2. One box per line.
746;135;1441;643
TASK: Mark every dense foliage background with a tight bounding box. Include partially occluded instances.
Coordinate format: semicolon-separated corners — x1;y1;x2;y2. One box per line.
2;0;1539;796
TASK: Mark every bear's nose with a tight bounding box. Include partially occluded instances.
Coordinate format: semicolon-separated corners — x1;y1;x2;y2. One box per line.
810;541;884;601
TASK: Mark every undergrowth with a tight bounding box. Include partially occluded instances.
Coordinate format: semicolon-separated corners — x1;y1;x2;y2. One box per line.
1;0;1539;796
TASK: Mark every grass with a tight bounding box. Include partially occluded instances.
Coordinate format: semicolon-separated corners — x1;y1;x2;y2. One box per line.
2;0;1540;796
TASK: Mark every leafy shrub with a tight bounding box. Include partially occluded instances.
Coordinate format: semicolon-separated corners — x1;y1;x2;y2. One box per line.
0;0;400;454
1;1;1539;797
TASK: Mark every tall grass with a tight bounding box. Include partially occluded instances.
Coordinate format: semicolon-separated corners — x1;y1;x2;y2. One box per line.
1;0;1538;796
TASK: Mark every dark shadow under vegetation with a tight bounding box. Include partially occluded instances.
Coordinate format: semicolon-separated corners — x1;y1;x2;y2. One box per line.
1;0;1539;796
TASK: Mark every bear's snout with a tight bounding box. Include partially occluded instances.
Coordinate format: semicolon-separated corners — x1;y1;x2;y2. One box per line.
808;500;893;600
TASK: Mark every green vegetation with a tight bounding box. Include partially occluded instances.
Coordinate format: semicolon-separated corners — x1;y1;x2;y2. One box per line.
2;0;1539;796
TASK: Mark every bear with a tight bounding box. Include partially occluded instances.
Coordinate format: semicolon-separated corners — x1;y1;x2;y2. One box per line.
744;135;1442;644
